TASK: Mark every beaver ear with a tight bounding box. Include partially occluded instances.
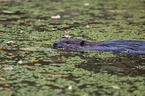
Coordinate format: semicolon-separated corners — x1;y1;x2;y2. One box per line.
80;41;86;46
66;41;70;44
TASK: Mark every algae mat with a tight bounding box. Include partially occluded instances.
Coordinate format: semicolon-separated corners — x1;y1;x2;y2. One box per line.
0;0;145;96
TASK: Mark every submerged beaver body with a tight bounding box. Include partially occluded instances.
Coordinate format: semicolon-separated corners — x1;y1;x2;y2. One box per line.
53;39;145;54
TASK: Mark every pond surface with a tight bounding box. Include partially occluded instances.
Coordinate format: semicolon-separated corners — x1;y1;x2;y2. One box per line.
0;0;145;95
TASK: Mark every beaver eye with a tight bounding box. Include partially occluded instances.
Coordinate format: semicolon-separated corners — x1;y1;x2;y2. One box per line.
66;41;70;44
80;41;86;46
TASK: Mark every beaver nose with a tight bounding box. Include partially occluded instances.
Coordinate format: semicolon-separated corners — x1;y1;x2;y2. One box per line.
53;43;58;48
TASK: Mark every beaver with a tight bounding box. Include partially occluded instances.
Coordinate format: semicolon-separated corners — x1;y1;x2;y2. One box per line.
53;39;145;54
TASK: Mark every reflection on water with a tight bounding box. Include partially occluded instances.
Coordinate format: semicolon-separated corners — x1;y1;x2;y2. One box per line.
76;54;145;76
41;47;56;51
55;51;145;76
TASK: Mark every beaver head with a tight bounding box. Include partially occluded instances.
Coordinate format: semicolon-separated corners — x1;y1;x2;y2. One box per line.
53;39;97;50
